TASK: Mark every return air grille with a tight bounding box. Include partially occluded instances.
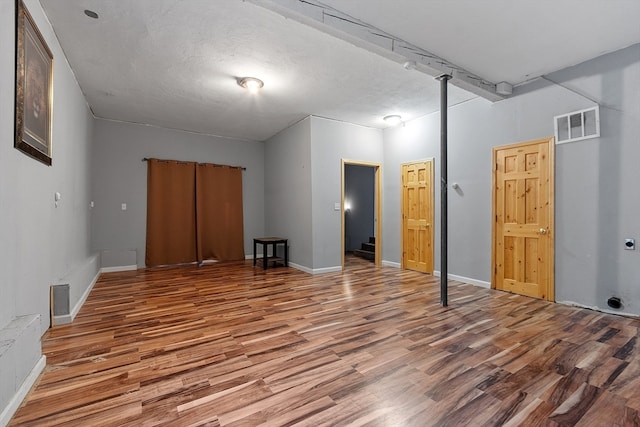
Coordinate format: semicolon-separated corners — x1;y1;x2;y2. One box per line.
554;106;600;144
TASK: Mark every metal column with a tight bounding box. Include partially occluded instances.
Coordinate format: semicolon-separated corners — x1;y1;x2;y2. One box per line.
436;74;451;307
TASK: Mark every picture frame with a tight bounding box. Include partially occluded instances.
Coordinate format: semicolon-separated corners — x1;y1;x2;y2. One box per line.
15;0;53;166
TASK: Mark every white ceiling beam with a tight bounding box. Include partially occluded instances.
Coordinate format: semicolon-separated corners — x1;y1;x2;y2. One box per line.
249;0;506;101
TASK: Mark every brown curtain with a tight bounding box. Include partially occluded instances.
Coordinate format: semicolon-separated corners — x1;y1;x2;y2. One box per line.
145;159;244;267
196;164;245;262
145;159;197;266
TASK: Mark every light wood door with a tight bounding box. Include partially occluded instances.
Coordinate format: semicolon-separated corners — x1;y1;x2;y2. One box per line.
402;160;433;273
493;138;554;301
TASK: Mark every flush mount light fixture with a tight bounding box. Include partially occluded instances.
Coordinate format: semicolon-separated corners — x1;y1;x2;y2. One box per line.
238;77;264;93
383;115;402;126
84;9;99;19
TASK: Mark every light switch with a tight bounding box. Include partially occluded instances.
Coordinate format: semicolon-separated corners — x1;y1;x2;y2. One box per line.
121;203;127;211
334;203;340;211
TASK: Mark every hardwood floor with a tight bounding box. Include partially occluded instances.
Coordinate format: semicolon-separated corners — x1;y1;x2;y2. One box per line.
10;258;640;426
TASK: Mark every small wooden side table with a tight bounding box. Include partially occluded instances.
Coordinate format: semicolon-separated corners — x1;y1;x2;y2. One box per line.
253;237;288;270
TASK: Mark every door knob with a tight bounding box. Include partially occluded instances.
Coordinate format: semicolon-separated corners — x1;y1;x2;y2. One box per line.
538;228;547;235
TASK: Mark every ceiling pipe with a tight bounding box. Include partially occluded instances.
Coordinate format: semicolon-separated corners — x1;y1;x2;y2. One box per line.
249;0;505;102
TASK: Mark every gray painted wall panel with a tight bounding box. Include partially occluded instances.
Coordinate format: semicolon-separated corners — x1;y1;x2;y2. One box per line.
264;118;313;268
548;45;640;314
383;84;592;279
0;0;16;331
310;117;383;269
0;0;96;416
0;0;95;334
91;120;265;267
383;44;640;314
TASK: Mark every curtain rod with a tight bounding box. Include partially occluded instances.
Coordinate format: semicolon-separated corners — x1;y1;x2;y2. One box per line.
142;158;246;170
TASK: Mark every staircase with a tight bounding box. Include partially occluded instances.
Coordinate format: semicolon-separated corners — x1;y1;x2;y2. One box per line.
353;237;375;261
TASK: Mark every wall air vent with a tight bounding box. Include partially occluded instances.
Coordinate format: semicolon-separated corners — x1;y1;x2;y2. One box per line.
554;106;600;144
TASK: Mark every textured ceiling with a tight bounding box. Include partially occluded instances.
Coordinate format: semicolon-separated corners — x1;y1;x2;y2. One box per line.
320;0;640;84
39;0;640;141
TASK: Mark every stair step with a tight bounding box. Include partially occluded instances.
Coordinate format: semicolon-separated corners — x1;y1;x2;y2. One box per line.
353;249;375;260
368;236;375;244
361;242;375;252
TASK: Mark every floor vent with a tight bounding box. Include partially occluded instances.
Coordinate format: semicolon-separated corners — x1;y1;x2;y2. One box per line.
51;284;70;317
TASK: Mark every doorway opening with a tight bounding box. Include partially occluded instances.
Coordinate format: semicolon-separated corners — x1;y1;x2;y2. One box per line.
341;160;381;269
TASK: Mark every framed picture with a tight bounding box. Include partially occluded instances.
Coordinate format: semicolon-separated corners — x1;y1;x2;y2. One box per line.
15;0;53;165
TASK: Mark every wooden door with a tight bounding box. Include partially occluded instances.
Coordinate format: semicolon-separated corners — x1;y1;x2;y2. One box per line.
493;138;554;301
402;160;433;274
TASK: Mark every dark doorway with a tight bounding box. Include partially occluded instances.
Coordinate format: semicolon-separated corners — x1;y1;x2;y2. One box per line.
344;164;375;262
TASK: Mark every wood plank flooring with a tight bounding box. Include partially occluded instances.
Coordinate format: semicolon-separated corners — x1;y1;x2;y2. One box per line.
10;257;640;426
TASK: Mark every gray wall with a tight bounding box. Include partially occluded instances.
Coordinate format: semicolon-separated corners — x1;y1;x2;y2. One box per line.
0;0;96;418
91;119;265;267
310;117;383;270
383;44;640;314
547;44;640;314
344;165;375;251
264;117;313;268
264;116;383;272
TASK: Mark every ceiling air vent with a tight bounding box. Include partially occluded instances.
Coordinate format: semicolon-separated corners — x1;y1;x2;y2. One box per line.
554;106;600;144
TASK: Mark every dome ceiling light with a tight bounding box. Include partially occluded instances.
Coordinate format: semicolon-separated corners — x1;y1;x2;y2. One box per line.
238;77;264;93
383;115;402;126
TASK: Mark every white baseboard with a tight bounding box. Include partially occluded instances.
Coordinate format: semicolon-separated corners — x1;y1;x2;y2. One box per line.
100;265;138;273
73;269;99;323
0;355;46;427
54;264;137;326
380;263;489;289
250;255;340;275
53;269;101;325
312;266;342;274
382;260;401;268
286;263;342;275
252;260;337;275
557;300;639;318
434;271;490;288
288;262;312;274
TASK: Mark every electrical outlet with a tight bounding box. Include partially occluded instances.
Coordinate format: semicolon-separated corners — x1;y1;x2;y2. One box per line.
625;239;635;250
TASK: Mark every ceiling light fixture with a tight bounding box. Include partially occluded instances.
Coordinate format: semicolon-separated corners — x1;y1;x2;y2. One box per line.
383;115;403;126
84;9;99;19
238;77;264;93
